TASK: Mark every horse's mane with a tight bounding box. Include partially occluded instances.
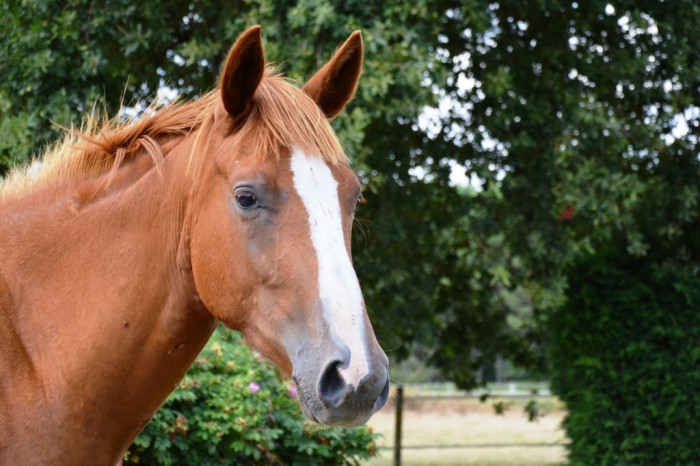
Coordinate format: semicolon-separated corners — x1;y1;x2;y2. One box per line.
1;67;347;203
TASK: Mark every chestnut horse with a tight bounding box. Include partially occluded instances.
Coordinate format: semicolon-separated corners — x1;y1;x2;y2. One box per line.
0;26;389;464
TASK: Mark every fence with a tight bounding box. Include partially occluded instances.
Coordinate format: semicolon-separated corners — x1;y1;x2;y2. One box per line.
385;383;567;466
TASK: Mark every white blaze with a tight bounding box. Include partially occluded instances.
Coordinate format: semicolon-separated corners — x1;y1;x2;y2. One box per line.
290;148;369;387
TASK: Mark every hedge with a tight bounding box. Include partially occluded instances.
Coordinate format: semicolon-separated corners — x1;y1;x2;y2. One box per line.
549;255;700;465
124;327;379;465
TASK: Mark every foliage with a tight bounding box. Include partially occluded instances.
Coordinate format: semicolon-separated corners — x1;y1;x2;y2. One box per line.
549;253;700;465
0;0;195;170
394;0;700;387
124;328;378;465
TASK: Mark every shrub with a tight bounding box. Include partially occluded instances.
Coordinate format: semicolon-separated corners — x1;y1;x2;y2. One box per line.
124;327;379;465
549;255;700;465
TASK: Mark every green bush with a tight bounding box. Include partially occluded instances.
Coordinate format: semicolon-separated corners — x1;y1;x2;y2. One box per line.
549;255;700;465
124;328;379;465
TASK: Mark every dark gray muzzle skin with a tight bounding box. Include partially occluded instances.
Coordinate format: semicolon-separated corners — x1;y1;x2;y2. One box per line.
292;342;390;427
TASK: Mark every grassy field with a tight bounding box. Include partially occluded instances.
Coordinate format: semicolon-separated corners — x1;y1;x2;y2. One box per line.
364;395;568;466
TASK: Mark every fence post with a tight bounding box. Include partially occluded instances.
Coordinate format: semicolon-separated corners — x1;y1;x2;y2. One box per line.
394;385;403;466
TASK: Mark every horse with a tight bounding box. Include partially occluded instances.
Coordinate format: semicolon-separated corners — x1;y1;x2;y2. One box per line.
0;26;389;464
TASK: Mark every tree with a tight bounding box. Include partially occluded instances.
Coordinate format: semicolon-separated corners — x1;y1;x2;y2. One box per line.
0;0;193;168
409;0;700;386
407;1;700;460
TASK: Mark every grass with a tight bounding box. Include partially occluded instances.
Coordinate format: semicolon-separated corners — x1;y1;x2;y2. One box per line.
364;394;568;466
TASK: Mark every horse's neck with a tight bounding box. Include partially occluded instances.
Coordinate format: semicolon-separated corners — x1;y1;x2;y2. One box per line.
0;138;217;463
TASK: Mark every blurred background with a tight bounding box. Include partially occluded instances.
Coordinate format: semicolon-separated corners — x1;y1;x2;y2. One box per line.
2;1;698;464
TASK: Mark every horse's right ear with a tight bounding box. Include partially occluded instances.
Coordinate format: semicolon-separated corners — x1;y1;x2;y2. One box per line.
219;26;265;126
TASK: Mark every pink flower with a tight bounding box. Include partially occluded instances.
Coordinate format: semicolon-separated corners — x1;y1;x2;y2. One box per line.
288;384;297;399
249;381;260;394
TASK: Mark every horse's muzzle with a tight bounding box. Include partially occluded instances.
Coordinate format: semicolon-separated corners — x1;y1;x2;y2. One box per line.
293;349;390;426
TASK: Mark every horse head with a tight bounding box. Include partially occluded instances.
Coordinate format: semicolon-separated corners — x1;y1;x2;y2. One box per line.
188;26;389;426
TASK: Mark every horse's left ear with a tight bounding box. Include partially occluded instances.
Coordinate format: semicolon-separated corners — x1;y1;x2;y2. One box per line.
220;26;265;125
303;31;363;119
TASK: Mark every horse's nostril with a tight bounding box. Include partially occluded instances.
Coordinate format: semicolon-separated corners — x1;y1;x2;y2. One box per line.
317;361;347;408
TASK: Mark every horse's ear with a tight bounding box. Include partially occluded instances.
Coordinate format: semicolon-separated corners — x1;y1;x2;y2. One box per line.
219;26;265;125
303;31;363;119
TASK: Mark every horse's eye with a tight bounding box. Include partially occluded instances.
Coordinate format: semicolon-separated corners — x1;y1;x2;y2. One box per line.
235;191;258;209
